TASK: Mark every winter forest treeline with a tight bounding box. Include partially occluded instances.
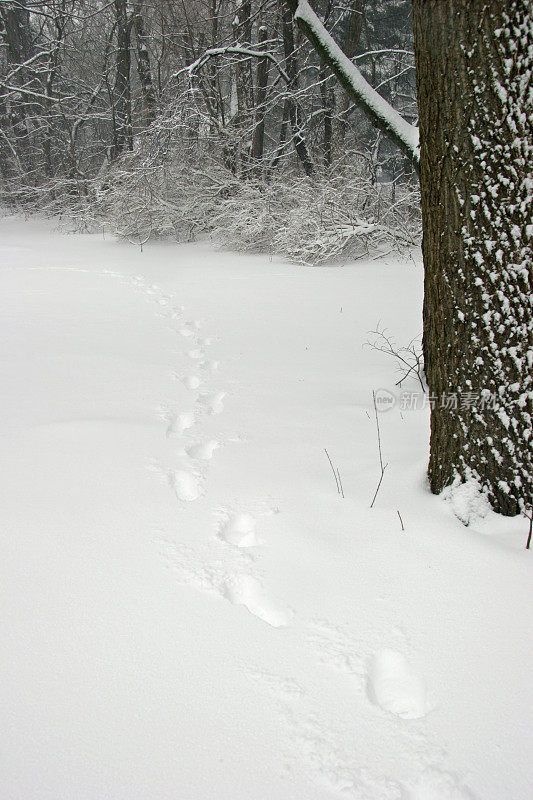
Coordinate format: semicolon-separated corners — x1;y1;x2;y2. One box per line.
2;0;531;518
0;0;420;262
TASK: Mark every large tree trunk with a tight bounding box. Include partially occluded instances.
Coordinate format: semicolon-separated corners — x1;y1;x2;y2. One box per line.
111;0;133;159
319;63;334;168
413;0;532;515
42;8;67;179
251;24;270;165
281;2;314;176
132;0;156;126
0;1;37;180
233;0;254;122
0;1;33;65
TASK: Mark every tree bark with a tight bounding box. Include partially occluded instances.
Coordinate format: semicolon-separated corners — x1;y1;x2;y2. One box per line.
319;64;334;168
413;0;532;515
0;1;37;179
112;0;133;159
233;0;254;121
251;25;270;164
0;2;33;65
281;2;314;176
132;0;156;126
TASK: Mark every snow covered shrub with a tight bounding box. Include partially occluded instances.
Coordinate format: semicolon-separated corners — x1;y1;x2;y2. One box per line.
89;99;421;265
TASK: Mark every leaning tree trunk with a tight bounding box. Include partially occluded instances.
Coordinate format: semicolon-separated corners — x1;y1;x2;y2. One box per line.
286;0;419;169
413;0;532;515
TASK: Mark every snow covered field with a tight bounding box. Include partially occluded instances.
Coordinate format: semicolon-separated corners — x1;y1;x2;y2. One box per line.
0;214;531;800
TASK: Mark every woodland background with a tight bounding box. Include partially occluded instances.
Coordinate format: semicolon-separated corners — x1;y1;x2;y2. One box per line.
0;0;420;263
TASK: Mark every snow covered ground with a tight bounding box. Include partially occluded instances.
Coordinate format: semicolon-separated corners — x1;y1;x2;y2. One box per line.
0;214;531;800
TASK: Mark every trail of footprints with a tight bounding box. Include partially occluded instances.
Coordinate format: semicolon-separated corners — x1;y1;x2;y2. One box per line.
130;275;291;630
130;275;465;799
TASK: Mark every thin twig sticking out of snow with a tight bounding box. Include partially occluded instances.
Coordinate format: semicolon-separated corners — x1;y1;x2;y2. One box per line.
365;326;425;392
325;449;344;498
336;468;345;499
370;390;388;508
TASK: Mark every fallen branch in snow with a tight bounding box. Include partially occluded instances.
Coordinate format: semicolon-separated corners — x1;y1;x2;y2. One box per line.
397;509;405;531
370;390;388;508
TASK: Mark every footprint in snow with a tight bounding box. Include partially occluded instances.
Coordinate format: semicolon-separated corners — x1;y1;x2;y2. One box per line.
188;348;205;360
222;574;292;628
165;410;195;437
291;714;404;799
182;375;202;391
160;540;253;599
170;470;201;502
367;649;432;720
179;326;195;338
183;319;202;331
404;767;478;799
199;359;219;373
199;391;226;415
218;511;258;547
306;619;364;676
187;440;219;461
243;667;306;700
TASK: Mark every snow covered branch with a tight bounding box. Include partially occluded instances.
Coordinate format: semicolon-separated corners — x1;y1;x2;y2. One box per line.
180;46;290;86
287;0;420;170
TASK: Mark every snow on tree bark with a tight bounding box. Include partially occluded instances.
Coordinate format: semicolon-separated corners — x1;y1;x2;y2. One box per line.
413;0;532;515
